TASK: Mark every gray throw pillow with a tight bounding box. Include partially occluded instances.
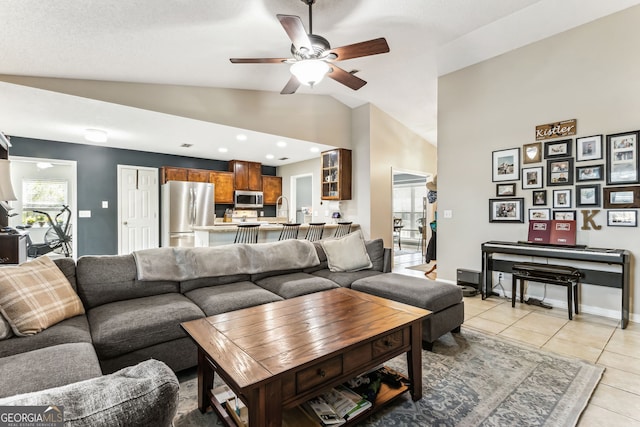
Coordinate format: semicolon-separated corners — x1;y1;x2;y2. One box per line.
322;229;373;272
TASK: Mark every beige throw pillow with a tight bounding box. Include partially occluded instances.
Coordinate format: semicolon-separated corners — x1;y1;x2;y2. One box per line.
321;229;373;272
0;256;85;336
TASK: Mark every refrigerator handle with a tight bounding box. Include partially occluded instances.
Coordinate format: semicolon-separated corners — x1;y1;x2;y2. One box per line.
191;187;197;225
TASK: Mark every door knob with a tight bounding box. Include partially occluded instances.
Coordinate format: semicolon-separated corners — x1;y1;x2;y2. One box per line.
123;221;128;225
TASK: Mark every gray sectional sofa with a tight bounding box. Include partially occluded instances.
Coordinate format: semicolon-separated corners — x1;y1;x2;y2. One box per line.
0;236;463;425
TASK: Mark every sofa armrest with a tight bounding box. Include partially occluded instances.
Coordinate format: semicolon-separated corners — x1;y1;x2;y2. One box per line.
0;359;179;427
383;248;392;273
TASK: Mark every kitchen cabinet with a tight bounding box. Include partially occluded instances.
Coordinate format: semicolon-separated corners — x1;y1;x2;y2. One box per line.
161;167;188;184
209;171;235;204
187;169;209;183
321;148;352;200
262;176;282;205
229;160;262;191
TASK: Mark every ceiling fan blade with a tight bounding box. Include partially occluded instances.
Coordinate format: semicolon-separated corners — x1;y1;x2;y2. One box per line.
280;75;300;95
326;37;390;61
327;65;367;91
277;14;313;53
230;58;288;64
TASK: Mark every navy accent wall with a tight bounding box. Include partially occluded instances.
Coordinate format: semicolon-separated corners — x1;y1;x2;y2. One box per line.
10;137;277;256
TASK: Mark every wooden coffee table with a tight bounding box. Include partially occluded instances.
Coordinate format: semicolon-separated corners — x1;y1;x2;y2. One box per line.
181;287;431;427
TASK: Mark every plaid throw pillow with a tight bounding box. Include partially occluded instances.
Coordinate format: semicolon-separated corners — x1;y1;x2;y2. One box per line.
0;256;84;336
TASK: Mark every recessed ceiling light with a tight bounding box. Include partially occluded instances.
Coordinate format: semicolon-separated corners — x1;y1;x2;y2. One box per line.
236;134;247;141
266;154;274;160
218;147;228;153
276;141;287;148
310;147;320;153
85;128;108;143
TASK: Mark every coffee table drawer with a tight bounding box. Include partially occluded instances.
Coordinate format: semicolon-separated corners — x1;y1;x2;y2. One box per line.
296;355;343;393
372;329;405;358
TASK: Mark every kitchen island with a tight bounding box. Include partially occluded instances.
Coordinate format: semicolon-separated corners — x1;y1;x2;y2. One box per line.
192;222;359;247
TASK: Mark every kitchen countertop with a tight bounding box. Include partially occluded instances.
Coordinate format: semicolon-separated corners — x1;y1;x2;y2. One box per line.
193;223;357;233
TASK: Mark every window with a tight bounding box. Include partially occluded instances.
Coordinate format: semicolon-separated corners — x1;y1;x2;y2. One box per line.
22;179;68;209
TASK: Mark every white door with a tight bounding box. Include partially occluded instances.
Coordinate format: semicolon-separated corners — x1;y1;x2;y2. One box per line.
118;165;159;254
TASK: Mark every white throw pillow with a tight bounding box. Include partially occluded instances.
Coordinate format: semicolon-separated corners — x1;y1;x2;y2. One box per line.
321;230;372;272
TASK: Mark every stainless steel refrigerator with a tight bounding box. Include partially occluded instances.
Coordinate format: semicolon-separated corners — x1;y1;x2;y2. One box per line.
161;181;215;247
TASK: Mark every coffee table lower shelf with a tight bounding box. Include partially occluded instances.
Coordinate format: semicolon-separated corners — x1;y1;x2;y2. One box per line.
207;369;411;427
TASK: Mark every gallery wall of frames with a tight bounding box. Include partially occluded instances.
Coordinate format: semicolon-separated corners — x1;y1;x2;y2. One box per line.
489;122;639;228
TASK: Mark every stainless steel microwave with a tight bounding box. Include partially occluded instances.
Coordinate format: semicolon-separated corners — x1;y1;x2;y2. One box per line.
234;190;264;208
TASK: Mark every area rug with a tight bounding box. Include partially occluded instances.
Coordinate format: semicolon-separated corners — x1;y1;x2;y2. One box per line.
173;329;603;426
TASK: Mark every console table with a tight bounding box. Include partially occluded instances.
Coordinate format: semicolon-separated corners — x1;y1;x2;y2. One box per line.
481;241;631;328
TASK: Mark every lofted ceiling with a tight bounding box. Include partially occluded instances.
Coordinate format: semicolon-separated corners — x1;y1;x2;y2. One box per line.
1;0;639;165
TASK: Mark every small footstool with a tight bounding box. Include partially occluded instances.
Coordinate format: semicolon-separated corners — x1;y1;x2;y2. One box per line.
351;273;464;350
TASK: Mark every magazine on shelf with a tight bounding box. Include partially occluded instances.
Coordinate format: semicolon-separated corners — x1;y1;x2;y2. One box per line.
304;384;373;425
303;396;345;426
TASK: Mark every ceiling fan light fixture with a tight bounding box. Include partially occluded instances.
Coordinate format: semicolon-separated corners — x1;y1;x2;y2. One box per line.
290;59;330;87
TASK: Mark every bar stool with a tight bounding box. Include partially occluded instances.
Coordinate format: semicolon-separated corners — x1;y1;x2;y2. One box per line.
305;223;325;242
234;224;260;244
278;223;301;241
334;222;352;238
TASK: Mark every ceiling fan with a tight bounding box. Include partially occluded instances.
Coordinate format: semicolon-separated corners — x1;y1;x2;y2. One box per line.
230;0;390;94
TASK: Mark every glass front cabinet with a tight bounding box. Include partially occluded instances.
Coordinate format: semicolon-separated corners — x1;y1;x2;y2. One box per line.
321;148;352;200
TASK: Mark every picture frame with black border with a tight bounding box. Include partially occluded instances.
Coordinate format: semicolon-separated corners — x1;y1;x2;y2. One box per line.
576;184;601;207
544;139;572;158
576;135;603;162
552;189;572;209
607;210;637;227
603;185;640;209
547;158;574;185
521;166;543;189
523;142;542;164
489;197;524;223
576;164;604;182
553;210;576;220
529;208;550;220
606;130;639;185
532;190;547;206
496;183;516;197
492;148;520;182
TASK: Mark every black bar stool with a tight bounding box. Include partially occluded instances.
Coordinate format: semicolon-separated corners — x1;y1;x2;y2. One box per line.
305;223;325;242
234;224;260;244
334;222;352;238
278;223;301;240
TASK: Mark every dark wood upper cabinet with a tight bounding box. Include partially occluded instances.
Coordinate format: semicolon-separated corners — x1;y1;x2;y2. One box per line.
209;171;235;204
230;160;263;191
262;176;282;205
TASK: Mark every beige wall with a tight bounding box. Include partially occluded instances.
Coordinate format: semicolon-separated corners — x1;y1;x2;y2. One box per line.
438;6;640;321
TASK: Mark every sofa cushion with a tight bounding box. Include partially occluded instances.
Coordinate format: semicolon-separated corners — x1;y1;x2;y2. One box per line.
0;256;85;336
365;239;386;272
0;359;178;427
0;314;12;340
254;272;339;299
321;230;372;272
303;242;329;273
180;273;252;294
0;342;102;398
88;293;204;359
0;314;92;359
185;281;283;316
76;254;180;309
351;273;463;313
53;257;78;291
312;269;384;288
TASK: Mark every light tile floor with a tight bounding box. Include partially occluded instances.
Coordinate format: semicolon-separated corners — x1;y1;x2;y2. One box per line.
393;250;640;426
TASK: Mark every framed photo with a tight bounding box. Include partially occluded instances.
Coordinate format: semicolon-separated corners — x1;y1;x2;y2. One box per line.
523;142;542;164
576;164;604;182
496;183;516;197
522;166;543;189
606;131;639;185
547;158;574;185
532;190;547;206
529;208;550;220
576;184;601;207
544;139;572;158
492;148;520;182
552;189;572;208
576;135;603;162
607;210;637;227
489;198;524;223
553;210;576;220
603;185;640;209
